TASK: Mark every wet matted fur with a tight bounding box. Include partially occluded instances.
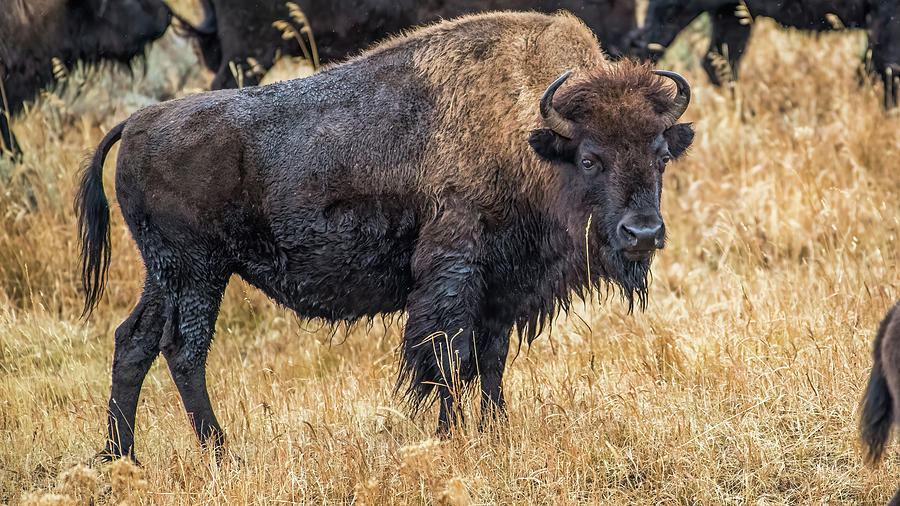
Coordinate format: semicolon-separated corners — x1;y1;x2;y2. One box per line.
76;11;694;460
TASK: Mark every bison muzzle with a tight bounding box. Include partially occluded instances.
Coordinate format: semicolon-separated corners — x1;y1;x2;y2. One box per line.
76;11;694;461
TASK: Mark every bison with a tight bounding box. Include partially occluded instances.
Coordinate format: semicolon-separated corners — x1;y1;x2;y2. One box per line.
176;0;637;89
0;0;172;156
626;0;900;108
77;11;694;461
861;301;900;506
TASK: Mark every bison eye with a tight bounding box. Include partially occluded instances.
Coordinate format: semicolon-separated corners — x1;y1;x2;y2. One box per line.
581;158;595;171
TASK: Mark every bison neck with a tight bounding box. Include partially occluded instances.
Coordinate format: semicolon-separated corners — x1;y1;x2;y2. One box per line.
480;209;643;343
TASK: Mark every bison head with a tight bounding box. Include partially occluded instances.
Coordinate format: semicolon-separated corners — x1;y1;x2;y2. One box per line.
67;0;171;63
528;63;694;307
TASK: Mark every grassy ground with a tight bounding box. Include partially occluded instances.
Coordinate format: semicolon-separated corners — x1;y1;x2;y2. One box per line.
2;7;900;506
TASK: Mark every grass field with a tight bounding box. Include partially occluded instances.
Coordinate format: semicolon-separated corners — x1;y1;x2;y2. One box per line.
2;5;900;505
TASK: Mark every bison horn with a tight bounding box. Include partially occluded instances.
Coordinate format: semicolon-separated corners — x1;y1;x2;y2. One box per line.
653;70;690;125
171;0;217;36
195;0;218;35
540;71;577;139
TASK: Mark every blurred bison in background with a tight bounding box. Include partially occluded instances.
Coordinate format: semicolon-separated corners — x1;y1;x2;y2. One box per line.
0;0;170;157
0;0;172;156
177;0;636;89
627;0;900;108
861;301;900;506
77;11;692;460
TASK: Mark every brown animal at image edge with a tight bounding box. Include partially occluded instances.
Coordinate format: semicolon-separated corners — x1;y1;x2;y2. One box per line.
76;12;693;461
862;301;900;506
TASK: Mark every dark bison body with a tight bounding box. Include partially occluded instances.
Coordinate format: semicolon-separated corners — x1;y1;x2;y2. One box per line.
627;0;900;108
78;11;693;460
179;0;636;89
0;0;172;155
861;301;900;506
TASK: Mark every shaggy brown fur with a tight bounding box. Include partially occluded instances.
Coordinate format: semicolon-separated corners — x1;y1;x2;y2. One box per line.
77;11;694;460
861;301;900;505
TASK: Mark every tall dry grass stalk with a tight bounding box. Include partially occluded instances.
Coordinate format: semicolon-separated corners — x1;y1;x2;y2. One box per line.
1;15;899;505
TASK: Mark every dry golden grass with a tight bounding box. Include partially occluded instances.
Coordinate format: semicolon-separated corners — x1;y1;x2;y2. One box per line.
2;14;900;505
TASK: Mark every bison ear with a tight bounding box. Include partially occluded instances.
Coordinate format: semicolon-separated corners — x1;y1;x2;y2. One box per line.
528;129;576;163
663;122;694;160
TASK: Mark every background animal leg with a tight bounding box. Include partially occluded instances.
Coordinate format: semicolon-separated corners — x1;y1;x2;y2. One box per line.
404;281;480;434
100;280;166;462
880;65;899;110
0;113;20;156
702;3;751;86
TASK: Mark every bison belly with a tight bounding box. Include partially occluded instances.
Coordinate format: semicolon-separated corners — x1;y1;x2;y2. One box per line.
236;196;418;322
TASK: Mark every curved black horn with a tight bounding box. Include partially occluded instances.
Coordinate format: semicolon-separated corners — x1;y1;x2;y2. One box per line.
653;70;690;124
540;71;577;139
195;0;218;35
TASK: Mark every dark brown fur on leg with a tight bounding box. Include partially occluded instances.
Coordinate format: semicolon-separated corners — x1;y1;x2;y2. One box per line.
398;202;483;432
159;274;229;455
477;320;512;430
98;280;166;463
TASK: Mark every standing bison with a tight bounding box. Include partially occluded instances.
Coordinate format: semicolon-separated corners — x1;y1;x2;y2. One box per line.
626;0;900;108
861;301;900;506
177;0;637;89
78;11;693;460
0;0;172;155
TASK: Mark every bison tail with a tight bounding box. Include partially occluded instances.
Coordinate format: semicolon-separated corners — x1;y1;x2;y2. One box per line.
860;306;899;464
75;120;125;318
861;359;893;464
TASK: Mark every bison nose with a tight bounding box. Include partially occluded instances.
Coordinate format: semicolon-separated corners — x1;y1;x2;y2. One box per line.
618;222;663;251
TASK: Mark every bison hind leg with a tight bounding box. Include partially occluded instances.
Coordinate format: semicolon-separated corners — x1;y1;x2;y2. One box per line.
158;270;231;456
99;279;168;463
130;219;234;456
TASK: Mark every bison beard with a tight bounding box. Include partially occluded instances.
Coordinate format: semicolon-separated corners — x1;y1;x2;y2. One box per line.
78;11;693;460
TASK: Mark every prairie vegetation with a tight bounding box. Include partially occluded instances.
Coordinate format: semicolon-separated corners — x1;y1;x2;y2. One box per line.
2;5;899;505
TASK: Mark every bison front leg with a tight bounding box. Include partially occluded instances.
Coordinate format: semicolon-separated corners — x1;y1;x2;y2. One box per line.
476;319;513;429
400;204;484;434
